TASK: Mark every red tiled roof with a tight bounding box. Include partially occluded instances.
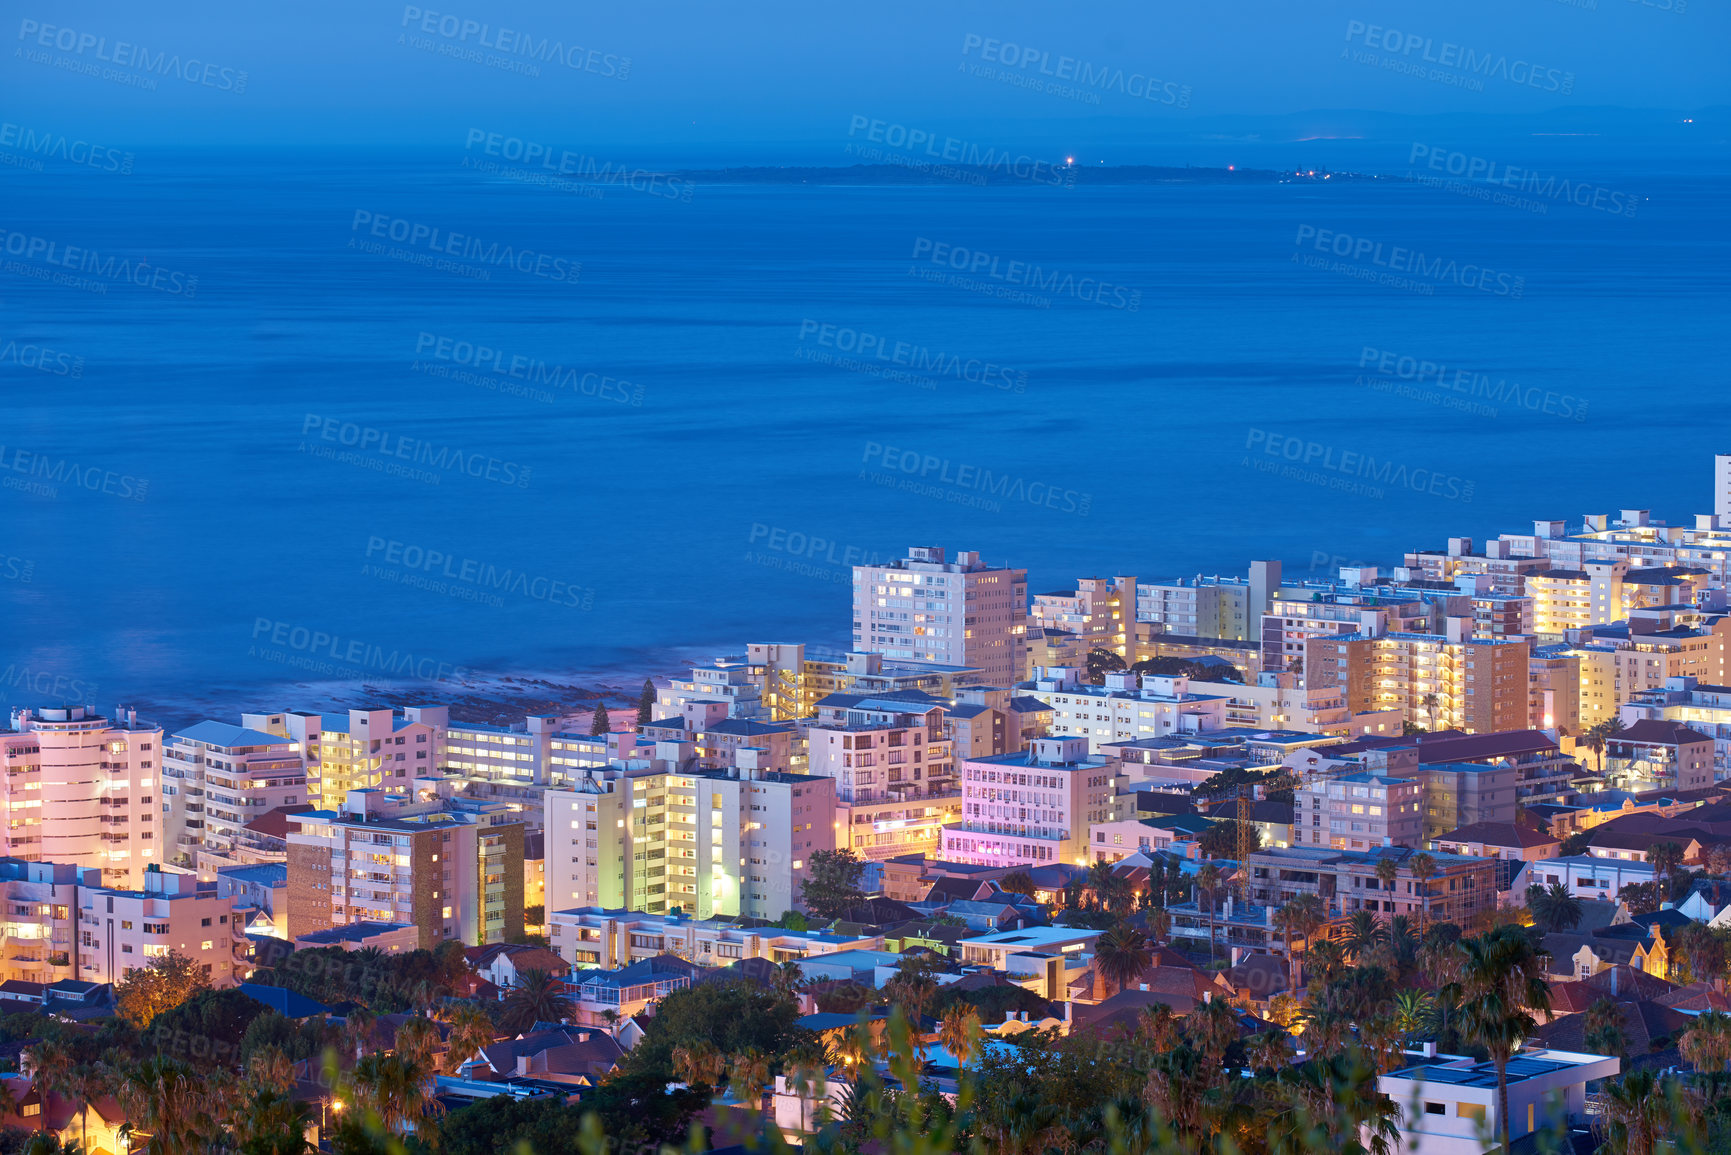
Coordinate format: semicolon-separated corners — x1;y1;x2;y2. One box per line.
1435;819;1559;849
244;803;315;838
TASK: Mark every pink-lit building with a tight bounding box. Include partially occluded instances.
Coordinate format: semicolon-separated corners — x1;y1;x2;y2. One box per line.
939;737;1123;868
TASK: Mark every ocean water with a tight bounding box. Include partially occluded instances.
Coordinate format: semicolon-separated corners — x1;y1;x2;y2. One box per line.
3;145;1728;718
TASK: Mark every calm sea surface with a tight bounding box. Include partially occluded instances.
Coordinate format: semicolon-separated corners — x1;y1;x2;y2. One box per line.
2;146;1728;715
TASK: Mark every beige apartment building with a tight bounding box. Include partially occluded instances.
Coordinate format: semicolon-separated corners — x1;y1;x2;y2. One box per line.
78;866;242;987
247;708;443;808
1031;576;1136;659
3;707;163;889
162;721;308;865
286;787;524;948
1304;628;1531;734
806;691;959;861
853;546;1028;686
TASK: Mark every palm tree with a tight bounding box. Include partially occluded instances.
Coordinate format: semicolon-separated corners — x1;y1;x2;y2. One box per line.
1343;910;1389;964
727;1047;771;1111
24;1042;94;1155
771;959;805;1006
1646;841;1685;894
498;969;574;1033
1246;1028;1290;1072
247;1046;296;1095
1136;1003;1182;1052
1374;856;1398;896
1679;1008;1731;1080
671;1040;727;1089
114;1055;219;1155
340;1006;376;1062
1195;863;1225;961
1280;893;1328;990
1525;880;1584;933
1305;939;1349;989
1446;926;1553;1155
439;1004;498;1075
1586;717;1626;774
1584;997;1629;1059
1596;1070;1681;1155
1420;692;1442;731
391;1016;441;1070
1145;905;1172;945
1093;922;1153;999
1392;991;1435;1043
349;1051;440;1136
937;1005;981;1068
1185;996;1240;1069
1409;853;1437;933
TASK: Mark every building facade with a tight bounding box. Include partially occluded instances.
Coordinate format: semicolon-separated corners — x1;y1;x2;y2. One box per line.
853;546;1028;686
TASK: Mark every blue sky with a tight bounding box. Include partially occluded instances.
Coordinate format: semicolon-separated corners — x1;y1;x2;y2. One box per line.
5;0;1725;157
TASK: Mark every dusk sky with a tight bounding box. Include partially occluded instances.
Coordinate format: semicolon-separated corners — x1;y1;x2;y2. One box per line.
8;0;1726;157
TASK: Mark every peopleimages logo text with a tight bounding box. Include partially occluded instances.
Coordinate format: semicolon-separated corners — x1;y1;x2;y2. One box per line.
845;117;1073;187
799;321;1026;393
861;442;1090;515
349;211;580;283
1343;21;1574;93
0;121;132;173
1294;225;1523;298
364;537;594;609
250;618;467;683
1358;347;1588;422
1245;429;1473;501
399;7;629;78
16;20;249;91
960;34;1190;106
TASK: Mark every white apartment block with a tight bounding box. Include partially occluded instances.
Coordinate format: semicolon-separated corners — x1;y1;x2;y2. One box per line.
163;721;308;865
1021;668;1230;753
546;908;882;971
79;867;242;987
545;745;835;921
1380;1048;1617;1155
3;707;162;890
853;546;1028;686
806;692;959;861
940;736;1123;868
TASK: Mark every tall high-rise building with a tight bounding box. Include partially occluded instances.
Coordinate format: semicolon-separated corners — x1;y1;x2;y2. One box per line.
806;691;958;860
853;546;1028;686
2;706;163;889
1305;628;1532;734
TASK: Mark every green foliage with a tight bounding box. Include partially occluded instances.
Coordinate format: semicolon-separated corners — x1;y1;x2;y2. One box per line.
1131;656;1246;684
1086;647;1128;684
239;1008;339;1066
930;981;1052;1024
637;679;656;727
246;940;468;1014
777;910;810;931
114;949;212;1028
799;848;867;919
141;986;268;1069
619;979;810;1083
1198;818;1263;859
589;700;609;735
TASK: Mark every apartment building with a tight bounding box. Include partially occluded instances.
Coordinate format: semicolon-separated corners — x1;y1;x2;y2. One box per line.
2;706;162;889
162;722;307;865
1625;676;1731;778
939;736;1122;867
1248;845;1497;927
1304;628;1531;734
546;908;882;972
1326;729;1577;809
1527;561;1633;636
0;860;86;985
245;708;443;807
1400;538;1554;597
806;691;958;861
1293;772;1425;850
1021;668;1230;753
1529;649;1583;736
1380;1048;1618;1155
286;787;525;948
1260;593;1428;676
1602;719;1714;793
1135;561;1282;643
944;686;1051;761
78;866;242;987
853;546;1028;685
1186;671;1400;738
1031;577;1136;659
544;746;835;920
